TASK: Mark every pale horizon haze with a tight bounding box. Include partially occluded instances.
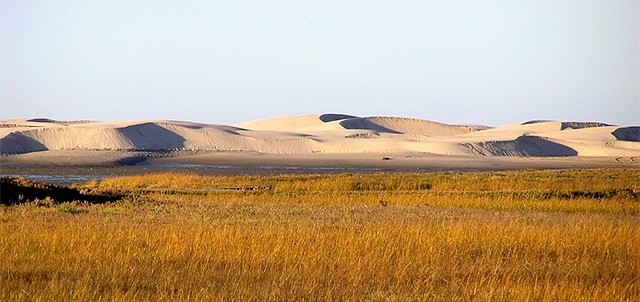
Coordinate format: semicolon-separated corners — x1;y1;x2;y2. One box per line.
1;1;638;126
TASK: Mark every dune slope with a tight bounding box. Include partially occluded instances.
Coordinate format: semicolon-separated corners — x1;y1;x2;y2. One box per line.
1;115;638;157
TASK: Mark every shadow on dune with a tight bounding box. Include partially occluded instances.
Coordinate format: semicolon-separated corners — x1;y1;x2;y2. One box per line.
26;118;60;123
175;122;245;135
521;120;555;125
319;114;357;122
118;123;186;150
612;127;640;142
476;135;578;156
560;122;610;130
0;132;48;155
339;118;402;134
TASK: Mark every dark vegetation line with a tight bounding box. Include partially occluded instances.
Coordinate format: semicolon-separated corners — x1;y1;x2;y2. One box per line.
0;177;121;205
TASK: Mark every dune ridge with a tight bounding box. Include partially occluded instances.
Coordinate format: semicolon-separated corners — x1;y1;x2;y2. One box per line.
1;114;638;157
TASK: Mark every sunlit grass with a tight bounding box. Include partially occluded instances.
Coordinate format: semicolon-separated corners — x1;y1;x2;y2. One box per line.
92;168;640;193
1;168;639;301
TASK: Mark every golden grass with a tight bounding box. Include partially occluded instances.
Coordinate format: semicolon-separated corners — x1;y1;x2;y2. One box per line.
1;168;639;301
93;168;640;214
93;168;640;193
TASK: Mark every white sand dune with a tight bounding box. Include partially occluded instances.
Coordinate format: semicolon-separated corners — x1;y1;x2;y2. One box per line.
1;115;638;157
352;116;491;136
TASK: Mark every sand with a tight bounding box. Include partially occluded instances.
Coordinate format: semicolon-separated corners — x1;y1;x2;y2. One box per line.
1;114;639;169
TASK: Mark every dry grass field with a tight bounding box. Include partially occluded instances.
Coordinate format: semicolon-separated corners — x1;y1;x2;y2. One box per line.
1;169;639;301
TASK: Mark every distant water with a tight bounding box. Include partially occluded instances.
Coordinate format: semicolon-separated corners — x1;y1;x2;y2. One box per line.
3;174;108;186
1;163;380;186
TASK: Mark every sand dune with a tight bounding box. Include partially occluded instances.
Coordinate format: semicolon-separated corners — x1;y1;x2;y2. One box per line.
1;114;638;157
356;117;491;136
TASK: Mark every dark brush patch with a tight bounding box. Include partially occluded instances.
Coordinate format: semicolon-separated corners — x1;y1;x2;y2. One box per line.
1;177;122;205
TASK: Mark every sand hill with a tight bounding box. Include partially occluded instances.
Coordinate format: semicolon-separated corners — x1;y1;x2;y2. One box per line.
1;115;639;157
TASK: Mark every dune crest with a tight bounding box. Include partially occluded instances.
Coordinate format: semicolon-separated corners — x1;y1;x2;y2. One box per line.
1;115;638;157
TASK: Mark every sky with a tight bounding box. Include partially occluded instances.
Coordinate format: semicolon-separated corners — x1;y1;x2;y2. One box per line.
1;0;638;126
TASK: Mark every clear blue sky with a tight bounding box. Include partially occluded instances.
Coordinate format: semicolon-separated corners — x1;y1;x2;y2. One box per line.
1;1;638;126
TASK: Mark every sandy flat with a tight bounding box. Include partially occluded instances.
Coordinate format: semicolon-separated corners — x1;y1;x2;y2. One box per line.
2;150;638;173
148;151;640;171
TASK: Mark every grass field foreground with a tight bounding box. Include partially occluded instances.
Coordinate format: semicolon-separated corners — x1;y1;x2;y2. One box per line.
1;168;639;301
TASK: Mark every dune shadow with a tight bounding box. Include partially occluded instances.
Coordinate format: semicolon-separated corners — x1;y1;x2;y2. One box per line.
339;118;402;134
118;123;186;150
0;132;48;155
26;118;60;123
612;127;640;142
478;136;578;156
519;136;578;156
319;114;357;123
521;120;554;125
560;122;610;130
